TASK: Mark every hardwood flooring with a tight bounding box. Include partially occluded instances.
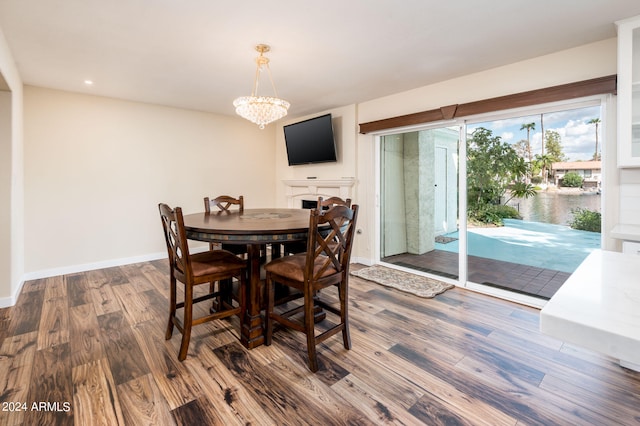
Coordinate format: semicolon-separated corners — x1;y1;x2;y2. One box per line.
1;260;639;425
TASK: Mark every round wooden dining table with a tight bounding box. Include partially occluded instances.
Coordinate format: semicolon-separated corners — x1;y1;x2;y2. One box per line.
182;208;312;348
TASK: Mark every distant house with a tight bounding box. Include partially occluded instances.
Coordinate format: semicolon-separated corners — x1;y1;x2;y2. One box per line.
551;160;602;188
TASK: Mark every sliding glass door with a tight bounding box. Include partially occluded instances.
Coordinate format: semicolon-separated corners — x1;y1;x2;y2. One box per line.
380;126;460;281
465;105;602;300
378;99;604;304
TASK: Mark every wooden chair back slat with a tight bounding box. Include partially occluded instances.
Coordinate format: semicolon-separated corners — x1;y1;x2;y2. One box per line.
204;195;244;213
159;203;191;279
305;204;358;284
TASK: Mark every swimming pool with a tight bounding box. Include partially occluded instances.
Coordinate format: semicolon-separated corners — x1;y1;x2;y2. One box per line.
435;219;601;273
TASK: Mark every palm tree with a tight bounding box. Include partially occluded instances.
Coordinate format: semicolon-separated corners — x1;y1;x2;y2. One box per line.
503;181;537;205
540;114;545;156
520;122;535;163
535;154;554;185
588;118;601;160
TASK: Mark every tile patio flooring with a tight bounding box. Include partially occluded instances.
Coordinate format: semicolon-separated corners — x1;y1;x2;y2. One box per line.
382;249;571;300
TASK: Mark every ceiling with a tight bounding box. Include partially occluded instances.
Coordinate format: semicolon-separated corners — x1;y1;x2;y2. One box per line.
1;0;640;119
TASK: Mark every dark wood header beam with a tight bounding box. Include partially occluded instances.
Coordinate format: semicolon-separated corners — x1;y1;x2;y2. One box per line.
359;75;617;134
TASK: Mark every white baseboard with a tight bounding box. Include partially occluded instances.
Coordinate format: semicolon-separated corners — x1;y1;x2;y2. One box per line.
1;251;176;309
0;293;18;309
21;251;169;282
351;256;374;266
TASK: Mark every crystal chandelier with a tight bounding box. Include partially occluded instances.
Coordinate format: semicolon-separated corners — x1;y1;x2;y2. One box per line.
233;44;290;129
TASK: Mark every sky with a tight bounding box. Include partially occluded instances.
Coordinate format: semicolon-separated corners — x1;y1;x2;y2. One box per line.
467;105;601;162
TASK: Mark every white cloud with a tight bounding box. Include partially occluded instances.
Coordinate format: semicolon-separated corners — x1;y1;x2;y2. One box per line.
500;131;514;142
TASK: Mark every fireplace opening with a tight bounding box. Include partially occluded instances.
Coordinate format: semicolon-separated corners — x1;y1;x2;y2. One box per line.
301;199;330;210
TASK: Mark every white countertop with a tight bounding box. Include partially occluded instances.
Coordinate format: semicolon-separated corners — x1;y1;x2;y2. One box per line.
540;249;640;370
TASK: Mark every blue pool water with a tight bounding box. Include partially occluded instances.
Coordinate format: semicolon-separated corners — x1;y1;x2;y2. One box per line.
436;219;601;273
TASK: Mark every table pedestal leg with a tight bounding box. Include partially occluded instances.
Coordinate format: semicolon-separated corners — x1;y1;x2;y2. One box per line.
241;243;264;348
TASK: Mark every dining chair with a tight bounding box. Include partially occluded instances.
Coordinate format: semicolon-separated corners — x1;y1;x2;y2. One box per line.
204;195;247;256
204;195;244;214
159;203;247;361
283;196;352;255
264;203;359;372
319;196;352;210
205;194;271;263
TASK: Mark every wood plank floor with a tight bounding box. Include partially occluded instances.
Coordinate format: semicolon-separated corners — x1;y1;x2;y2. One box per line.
1;260;639;425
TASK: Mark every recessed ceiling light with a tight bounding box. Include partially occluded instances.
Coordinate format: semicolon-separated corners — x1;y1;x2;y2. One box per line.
84;80;94;86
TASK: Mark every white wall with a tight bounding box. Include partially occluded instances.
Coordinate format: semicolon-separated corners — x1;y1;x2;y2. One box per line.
274;104;358;207
354;38;620;263
23;86;276;276
0;90;11;292
358;39;618;124
0;25;24;307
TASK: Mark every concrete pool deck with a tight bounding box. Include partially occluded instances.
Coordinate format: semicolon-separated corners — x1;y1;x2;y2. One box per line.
436;219;601;274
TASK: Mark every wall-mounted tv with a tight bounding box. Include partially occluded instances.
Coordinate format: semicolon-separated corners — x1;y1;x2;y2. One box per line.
284;113;337;166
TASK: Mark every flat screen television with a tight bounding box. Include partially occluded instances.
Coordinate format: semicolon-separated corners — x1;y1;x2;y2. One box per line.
284;113;337;166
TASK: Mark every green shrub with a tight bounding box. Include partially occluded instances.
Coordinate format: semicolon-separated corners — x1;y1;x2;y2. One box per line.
568;207;601;232
493;204;522;219
562;172;583;187
468;204;522;226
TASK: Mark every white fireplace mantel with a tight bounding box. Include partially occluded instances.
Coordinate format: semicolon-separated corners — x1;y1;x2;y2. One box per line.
283;178;356;207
